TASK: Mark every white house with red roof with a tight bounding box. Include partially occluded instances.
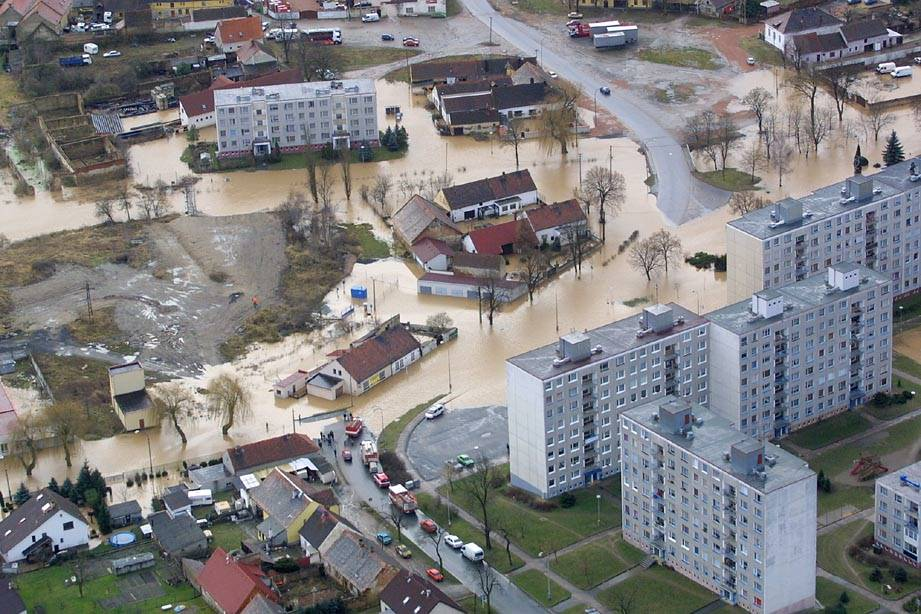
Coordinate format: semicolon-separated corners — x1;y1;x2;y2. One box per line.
314;324;422;396
524;199;588;247
214;15;264;53
410;238;452;271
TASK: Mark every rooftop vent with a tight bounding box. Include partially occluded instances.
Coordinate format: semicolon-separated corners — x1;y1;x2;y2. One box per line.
552;357;571;368
590;345;603;355
764;454;778;467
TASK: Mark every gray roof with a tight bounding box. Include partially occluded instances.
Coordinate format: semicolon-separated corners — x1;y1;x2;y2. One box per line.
298;507;343;550
0;489;86;555
148;511;206;555
878;459;921;491
622;399;814;493
706;263;888;335
109;499;142;519
390;194;462;246
307;452;333;475
189;463;231;488
507;303;705;380
257;516;287;540
727;158;921;240
111;552;155;569
163;488;191;513
840;18;889;43
114;390;152;414
249;469;313;530
766;7;842;33
323;531;396;593
241;594;286;614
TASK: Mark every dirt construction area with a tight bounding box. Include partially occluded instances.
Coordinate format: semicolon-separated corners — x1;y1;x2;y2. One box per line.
10;213;286;375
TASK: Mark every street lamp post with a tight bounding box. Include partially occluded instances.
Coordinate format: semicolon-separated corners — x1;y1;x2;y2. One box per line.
538;550;551;602
596;493;601;526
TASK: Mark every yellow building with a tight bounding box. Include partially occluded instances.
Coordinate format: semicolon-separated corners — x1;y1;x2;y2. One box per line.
149;0;233;20
108;361;159;431
250;468;322;547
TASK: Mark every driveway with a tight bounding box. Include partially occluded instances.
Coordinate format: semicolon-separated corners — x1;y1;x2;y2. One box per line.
406;405;509;480
457;0;729;225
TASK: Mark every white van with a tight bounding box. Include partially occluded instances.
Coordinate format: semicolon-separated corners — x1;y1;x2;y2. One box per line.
892;66;913;78
877;62;897;74
461;543;484;562
361;12;380;22
83;42;98;55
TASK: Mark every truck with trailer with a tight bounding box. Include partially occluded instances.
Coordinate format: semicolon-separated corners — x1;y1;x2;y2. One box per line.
594;32;625;49
360;439;379;465
568;23;590;37
59;54;92;66
605;25;638;44
588;20;620;35
388;484;418;513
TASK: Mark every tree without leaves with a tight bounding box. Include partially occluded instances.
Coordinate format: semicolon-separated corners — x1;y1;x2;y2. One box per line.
459;456;499;548
518;237;548;302
95;199;115;224
370;173;393;217
205;373;253;436
504;117;524;170
808;105;834;155
742;87;772;134
608;585;640;614
421;171;453;201
538;81;580;156
771;133;794;188
293;38;340;82
739;138;765;183
685;110;719;170
11;413;42;477
863;93;895;143
823;68;851;123
304;144;319;204
628;236;663;281
650;229;682;274
478;273;507;327
476;563;499;614
563;222;588;277
339;149;352;200
388;504;406;543
762;106;778;161
427;529;445;573
499;526;513;567
43;400;84;468
716;114;741;173
277;191;308;241
117;189;132;222
152;383;196;445
425;312;453;333
788;67;821;136
729;191;767;216
583;167;625;243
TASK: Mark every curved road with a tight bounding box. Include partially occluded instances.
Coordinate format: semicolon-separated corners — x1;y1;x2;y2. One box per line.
458;0;729;225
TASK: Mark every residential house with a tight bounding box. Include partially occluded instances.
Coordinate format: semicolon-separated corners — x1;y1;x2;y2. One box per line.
411;238;453;271
840;18;900;55
698;0;736;19
492;82;547;121
149;511;208;558
163;485;193;519
188;5;246;25
320;530;399;597
524;199;589;247
417;271;526;302
452;252;503;277
763;8;842;54
0;489;88;564
789;31;848;64
391;194;463;249
510;62;551;86
380;570;463;614
315;325;422;396
409;55;536;87
108;361;158;431
179;68;301;129
436;169;539;222
0;0;71;41
388;0;445;17
273;369;310;399
150;0;234;20
430;77;510;116
222;433;320;476
249;468;320;547
241;595;285;614
214;15;263;53
235;40;277;73
198;548;279;614
189;463;235;493
442;108;500;135
109;500;143;528
298;506;350;558
462;219;535;255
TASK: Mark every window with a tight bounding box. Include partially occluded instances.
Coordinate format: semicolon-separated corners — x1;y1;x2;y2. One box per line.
63;521;74;530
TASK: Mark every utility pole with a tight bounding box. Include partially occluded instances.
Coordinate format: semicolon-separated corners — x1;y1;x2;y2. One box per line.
578;152;583;185
608;145;613;175
447;349;452;392
84;280;94;319
372;278;377;319
555;289;559;332
478;287;483;324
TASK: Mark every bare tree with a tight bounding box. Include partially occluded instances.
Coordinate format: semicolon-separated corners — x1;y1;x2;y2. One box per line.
808;105;834;154
788;67;821;135
729;191;767;216
685;110;719;170
785;102;805;155
478;274;507;327
459;456;500;548
95;199;115;224
864;93;895;143
518;229;548;302
425;312;453;333
427;529;446;573
277;191;307;240
206;373;253;436
293;36;340;82
582;166;625;243
421;171;453;201
562;223;588;277
628;236;663;281
152;383;196;445
650;229;682;274
11;413;42;477
43;401;84;468
716;114;741;173
772;134;794;188
476;563;499;614
763;106;778;160
117;189;133;221
339;149;352;200
823;68;851;123
370;173;393;216
499;526;514;567
389;504;406;543
304;146;319;204
538;81;580;156
742;87;772;135
504;117;524;170
607;585;640;614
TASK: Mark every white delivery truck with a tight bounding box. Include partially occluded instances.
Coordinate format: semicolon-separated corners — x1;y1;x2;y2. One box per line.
188;489;214;507
877;62;897;74
361;12;379;22
892;66;913;78
83;43;99;55
461;543;484;562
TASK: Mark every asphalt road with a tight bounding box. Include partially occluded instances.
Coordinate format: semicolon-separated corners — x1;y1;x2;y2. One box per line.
458;0;729;225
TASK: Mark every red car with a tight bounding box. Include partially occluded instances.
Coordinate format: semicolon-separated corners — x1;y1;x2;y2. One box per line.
373;472;391;488
426;568;444;582
402;37;419;47
419;518;437;534
341;449;352;462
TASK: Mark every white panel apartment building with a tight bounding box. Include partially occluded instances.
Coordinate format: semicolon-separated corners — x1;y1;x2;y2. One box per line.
214;79;378;156
620;397;816;613
506;304;709;499
707;262;892;440
875;461;921;567
726;159;921;302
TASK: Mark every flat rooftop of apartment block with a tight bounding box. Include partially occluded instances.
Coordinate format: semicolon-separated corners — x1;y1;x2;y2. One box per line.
507;303;705;380
727;157;921;240
214;79;375;106
877;460;921;494
706;264;888;335
623;398;814;493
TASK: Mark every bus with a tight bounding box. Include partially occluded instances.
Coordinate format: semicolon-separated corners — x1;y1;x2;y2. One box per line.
303;28;343;45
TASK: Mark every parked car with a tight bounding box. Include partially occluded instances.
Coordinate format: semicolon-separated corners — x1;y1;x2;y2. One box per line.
547;70;558;78
103;50;121;58
424;403;445;419
426;568;444;582
381;33;394;41
402;37;419;47
914;57;921;65
376;531;393;545
567;11;582;18
444;534;463;549
203;36;215;44
167;37;176;42
396;544;412;558
419;518;437;534
599;86;611;96
341;448;352;462
456;454;474;467
746;57;755;65
373;472;391;488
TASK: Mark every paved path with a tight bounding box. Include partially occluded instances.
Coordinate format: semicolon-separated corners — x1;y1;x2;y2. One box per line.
457;0;729;225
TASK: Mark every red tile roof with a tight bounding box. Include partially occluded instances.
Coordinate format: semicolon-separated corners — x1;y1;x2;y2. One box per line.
216;15;264;45
336;327;421;384
411;238;453;263
274;369;309;389
225;433;319;474
236;40;275;64
198;548;277;614
525;199;587;232
465;219;534;255
180;68;300;119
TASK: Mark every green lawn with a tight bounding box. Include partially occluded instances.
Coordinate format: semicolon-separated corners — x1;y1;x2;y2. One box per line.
863;382;921;420
344;223;390;260
456;594;498;613
694;168;761;191
263;146;406;171
817;519;921;599
894;352;921;381
209;521;247;552
896;294;921;323
810;412;921;480
739;35;784;66
441;468;622;556
815;577;877;614
510;568;571;607
786;412;871;450
416;492;524;573
378;395;444;453
549;535;644;589
561;604;590;614
597;565;719;613
638;46;720;70
818;486;874;517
